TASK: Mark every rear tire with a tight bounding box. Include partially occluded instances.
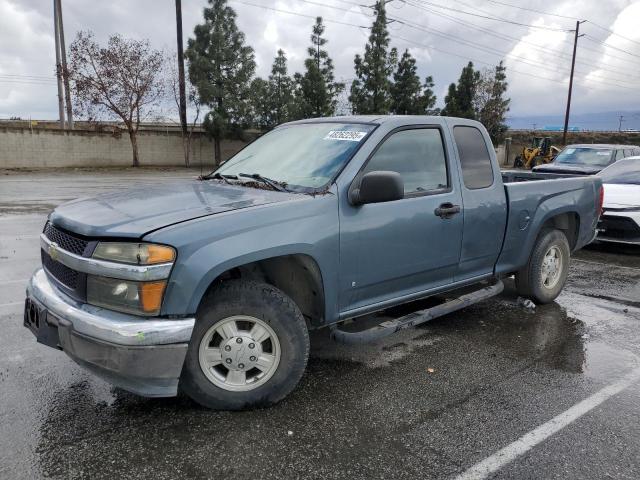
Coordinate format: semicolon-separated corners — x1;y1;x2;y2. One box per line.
515;229;570;304
180;280;309;410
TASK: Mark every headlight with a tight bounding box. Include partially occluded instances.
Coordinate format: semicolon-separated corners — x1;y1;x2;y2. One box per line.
88;242;175;315
87;276;167;316
92;242;175;265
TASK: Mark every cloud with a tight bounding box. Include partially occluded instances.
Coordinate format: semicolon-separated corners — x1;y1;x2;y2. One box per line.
503;0;640;115
0;0;638;120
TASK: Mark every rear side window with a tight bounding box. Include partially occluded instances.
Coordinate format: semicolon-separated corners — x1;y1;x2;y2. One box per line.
453;126;494;189
363;128;448;195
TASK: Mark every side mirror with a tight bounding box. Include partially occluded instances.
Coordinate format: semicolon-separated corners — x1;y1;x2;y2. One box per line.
350;171;404;205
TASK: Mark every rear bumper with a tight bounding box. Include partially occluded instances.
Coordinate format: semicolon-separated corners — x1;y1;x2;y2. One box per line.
25;269;195;397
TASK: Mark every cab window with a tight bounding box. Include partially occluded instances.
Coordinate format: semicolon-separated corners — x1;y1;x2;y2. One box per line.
362;128;448;196
453;126;494;189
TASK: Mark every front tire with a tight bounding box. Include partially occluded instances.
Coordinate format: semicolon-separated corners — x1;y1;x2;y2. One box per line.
181;280;309;410
515;229;570;304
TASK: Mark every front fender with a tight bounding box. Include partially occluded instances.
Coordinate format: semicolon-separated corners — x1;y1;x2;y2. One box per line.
144;194;340;321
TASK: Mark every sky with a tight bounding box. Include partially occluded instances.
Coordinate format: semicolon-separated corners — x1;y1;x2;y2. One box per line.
0;0;639;123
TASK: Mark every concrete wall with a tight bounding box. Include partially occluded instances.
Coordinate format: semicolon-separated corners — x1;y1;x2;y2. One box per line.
0;127;248;169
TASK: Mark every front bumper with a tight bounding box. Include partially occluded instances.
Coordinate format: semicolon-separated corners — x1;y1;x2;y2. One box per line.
25;268;195;397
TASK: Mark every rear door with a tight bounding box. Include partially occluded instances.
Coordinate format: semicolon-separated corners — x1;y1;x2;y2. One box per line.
338;126;464;314
450;123;507;281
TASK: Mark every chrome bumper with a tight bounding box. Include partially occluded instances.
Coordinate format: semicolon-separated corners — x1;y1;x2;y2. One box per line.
26;268;195;397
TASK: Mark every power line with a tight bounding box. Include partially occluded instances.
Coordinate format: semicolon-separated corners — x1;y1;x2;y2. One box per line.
583;35;640;60
334;0;640;69
401;0;640;83
465;0;640;51
229;0;369;28
0;73;56;79
571;37;640;67
481;0;578;20
366;3;640;89
324;0;586;81
419;0;640;67
392;34;566;84
585;21;640;48
231;0;638;91
414;0;572;31
479;0;640;51
0;79;58;86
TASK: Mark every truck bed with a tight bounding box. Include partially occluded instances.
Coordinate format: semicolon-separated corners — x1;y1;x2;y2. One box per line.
495;174;601;276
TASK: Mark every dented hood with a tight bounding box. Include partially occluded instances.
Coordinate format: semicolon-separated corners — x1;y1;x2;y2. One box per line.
49;180;301;238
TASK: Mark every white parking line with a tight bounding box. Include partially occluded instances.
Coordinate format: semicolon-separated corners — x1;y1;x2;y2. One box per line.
454;367;640;480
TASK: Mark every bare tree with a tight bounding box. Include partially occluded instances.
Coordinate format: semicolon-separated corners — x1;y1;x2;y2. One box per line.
473;62;510;144
167;53;201;167
68;31;165;167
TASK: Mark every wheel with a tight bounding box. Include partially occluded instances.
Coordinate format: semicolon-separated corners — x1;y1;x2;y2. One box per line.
515;229;570;304
180;280;309;410
513;155;523;168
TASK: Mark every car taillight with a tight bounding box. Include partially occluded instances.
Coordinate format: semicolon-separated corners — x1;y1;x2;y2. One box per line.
596;185;604;217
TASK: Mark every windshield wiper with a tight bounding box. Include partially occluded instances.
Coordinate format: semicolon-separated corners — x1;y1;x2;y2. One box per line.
200;172;238;183
238;173;290;192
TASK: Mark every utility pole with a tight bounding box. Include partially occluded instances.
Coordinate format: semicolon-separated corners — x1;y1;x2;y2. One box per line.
56;0;73;129
53;0;65;129
618;115;624;132
175;0;188;145
562;20;585;145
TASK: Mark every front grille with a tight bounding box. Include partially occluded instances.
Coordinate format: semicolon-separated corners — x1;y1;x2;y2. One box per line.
598;215;640;241
41;250;80;290
43;222;89;256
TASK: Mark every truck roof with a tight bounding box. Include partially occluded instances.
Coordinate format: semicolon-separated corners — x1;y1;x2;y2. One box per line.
284;115;477;126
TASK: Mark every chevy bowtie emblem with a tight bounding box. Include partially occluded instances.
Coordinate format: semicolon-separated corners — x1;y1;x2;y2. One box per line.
49;242;59;261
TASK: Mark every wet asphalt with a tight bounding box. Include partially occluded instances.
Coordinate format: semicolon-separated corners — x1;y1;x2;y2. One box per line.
1;169;640;480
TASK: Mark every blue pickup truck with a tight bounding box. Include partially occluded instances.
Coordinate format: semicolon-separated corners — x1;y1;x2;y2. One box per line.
25;116;603;410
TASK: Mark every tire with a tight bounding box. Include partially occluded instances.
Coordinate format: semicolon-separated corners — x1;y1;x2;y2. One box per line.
180;280;309;410
515;229;571;304
513;155;523;168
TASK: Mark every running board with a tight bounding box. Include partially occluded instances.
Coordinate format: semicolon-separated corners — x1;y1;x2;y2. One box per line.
330;281;504;345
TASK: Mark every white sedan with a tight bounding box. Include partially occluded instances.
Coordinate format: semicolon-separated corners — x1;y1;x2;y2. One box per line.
596;157;640;245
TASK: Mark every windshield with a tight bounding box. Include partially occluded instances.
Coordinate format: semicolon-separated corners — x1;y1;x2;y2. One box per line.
554;147;614;166
598;158;640;185
215;123;376;189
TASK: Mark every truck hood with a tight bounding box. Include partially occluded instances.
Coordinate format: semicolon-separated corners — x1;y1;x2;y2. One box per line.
603;183;640;208
49;180;302;238
532;163;603;175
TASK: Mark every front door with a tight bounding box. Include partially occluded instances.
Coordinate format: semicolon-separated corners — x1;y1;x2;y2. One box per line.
339;127;464;314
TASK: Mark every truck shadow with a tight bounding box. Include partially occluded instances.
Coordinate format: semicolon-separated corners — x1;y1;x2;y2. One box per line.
33;285;613;478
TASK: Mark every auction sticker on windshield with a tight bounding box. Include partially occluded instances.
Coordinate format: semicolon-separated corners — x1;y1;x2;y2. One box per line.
324;131;368;142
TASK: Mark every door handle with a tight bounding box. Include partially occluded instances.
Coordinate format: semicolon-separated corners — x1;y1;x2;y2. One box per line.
434;203;461;219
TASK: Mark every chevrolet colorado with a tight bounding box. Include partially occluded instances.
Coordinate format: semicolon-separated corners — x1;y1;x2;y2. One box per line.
24;116;603;409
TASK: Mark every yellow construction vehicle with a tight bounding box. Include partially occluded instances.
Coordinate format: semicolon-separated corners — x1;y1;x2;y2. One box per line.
513;137;561;169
